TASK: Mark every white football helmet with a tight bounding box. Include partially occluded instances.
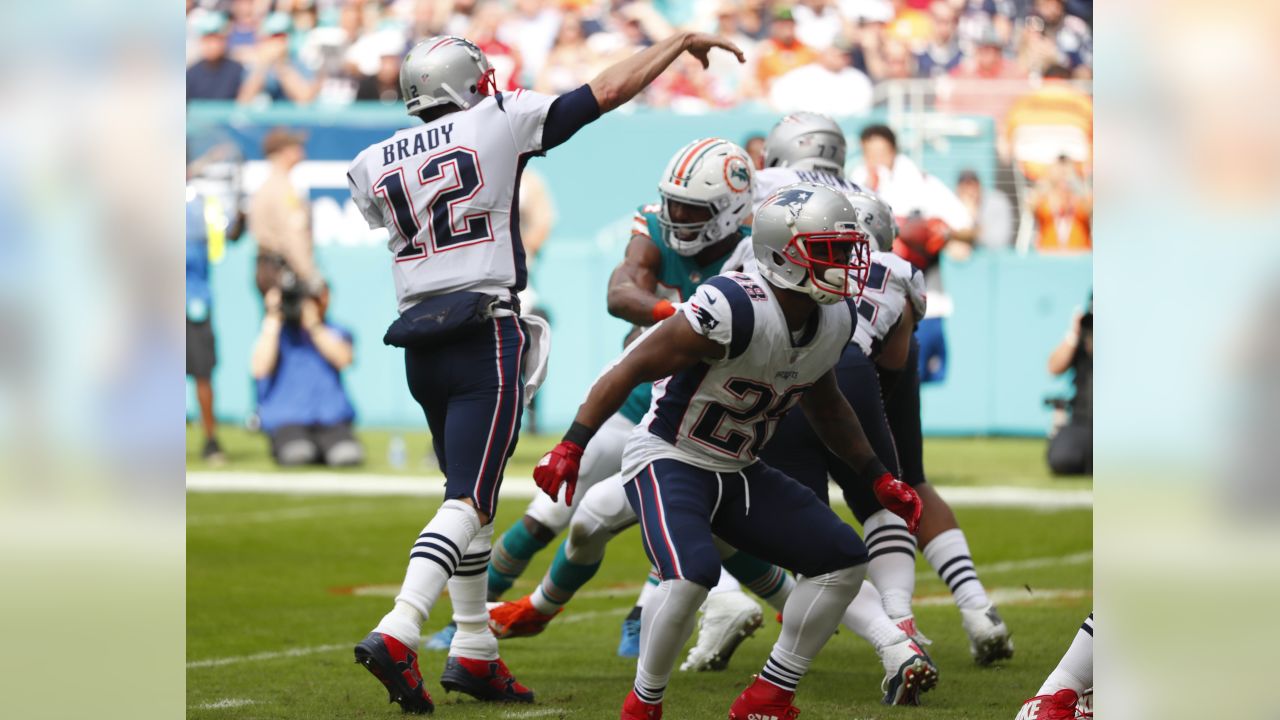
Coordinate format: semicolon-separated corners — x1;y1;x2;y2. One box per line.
752;182;871;304
400;36;496;116
846;190;899;251
656;138;755;257
764;112;847;175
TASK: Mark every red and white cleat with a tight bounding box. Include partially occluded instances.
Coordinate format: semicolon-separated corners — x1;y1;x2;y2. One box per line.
487;595;563;639
880;638;939;705
728;676;800;720
621;689;663;719
890;613;933;646
1015;689;1085;719
439;655;534;703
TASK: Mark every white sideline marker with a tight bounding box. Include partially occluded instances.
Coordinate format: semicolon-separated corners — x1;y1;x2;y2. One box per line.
187;472;1091;509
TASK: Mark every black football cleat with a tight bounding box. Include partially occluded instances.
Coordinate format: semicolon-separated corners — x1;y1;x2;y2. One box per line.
354;632;435;714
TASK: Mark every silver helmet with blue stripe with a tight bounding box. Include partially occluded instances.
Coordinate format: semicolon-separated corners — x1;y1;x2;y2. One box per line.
752;182;872;304
400;36;496;116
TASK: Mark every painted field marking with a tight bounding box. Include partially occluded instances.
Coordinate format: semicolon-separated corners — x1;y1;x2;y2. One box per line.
190;698;256;710
188;472;1091;509
188;501;387;527
188;643;347;669
502;708;569;718
916;550;1093;581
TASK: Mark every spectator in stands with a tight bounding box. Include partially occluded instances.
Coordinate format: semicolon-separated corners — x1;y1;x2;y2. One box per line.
188;13;247;101
251;277;363;467
793;0;843;50
950;23;1024;81
769;42;873;116
225;0;262;64
744;134;767;169
1003;64;1092;168
1020;0;1092;76
885;0;934;52
468;1;523;91
706;3;760;103
955;0;1015;54
249;128;318;296
868;37;917;80
852;123;974;383
955;169;1015;250
499;0;563;86
355;42;404;103
535;13;600;95
1029;155;1092;252
237;13;322;105
914;0;964;77
754;6;817;93
1046;295;1092;475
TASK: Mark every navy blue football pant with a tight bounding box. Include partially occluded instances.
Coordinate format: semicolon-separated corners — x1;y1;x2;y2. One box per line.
404;315;525;520
757;343;900;523
881;336;926;487
624;458;868;589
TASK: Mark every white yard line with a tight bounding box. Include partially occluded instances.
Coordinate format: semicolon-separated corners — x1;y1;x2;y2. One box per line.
188;472;1091;509
188;501;387;526
188;643;348;669
502;709;568;718
914;586;1090;607
190;698;256;710
916;551;1093;581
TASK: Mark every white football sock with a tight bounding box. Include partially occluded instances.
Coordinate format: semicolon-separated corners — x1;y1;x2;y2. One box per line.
633;579;706;704
922;528;991;610
449;523;498;660
1038;613;1094;695
841;580;909;651
375;499;480;646
707;566;742;597
762;565;864;691
863;509;917;619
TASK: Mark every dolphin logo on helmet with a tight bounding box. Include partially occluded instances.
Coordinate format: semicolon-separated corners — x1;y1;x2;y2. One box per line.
656;138;755;257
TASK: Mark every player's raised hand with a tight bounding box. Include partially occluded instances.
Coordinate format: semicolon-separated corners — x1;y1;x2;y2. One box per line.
873;472;923;534
533;440;585;506
684;33;746;68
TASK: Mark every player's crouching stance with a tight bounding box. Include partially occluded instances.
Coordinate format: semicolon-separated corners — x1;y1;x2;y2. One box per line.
347;31;744;714
534;184;925;719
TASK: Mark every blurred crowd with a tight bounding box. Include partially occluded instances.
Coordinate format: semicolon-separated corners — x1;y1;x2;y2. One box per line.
187;0;1092;112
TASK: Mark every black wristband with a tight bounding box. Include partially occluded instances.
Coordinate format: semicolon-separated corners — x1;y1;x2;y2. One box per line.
563;421;595;448
857;456;889;482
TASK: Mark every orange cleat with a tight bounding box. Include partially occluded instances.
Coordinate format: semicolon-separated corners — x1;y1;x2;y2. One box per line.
488;595;563;639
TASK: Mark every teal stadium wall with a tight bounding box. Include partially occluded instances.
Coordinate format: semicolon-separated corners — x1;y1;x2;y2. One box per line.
187;103;1091;436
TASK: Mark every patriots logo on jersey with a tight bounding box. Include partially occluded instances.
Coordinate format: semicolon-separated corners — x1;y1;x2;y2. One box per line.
689;302;720;333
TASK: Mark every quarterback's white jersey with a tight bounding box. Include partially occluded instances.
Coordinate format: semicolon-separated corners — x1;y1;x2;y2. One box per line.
753;167;864;209
620;270;855;478
852;251;927;359
347;89;556;312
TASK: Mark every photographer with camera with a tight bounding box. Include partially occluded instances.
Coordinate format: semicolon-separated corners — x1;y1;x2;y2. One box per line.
250;271;363;467
1046;295;1093;475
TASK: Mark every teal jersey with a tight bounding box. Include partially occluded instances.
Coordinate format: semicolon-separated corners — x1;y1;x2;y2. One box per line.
619;205;752;424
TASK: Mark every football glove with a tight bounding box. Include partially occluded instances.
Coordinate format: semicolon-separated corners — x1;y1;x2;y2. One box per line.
533;440;585;506
873;472;922;534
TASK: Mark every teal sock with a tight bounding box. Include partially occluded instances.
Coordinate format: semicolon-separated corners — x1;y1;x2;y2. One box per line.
488;519;550;599
723;552;791;607
530;541;603;614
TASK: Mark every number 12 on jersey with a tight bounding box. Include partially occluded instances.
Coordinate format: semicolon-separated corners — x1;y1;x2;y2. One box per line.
373;148;493;261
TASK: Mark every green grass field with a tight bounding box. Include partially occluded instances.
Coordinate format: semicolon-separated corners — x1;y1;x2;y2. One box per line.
187;428;1091;718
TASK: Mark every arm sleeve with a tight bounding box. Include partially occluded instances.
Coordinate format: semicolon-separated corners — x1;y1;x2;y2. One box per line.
346;168;384;230
501;87;594;155
541;84;601;152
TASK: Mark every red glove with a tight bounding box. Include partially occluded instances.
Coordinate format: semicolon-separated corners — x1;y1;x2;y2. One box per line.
873;472;922;534
533;440;585;506
652;299;676;322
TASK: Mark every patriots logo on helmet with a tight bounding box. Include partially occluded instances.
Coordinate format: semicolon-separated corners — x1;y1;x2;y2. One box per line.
689;302;720;333
766;187;814;214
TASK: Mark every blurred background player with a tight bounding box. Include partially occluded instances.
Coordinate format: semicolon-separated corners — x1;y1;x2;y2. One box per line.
185;185;232;464
753;111;862;203
345;32;746;714
1015;613;1093;719
486;138;762;665
250;275;363;467
531;183;929;719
